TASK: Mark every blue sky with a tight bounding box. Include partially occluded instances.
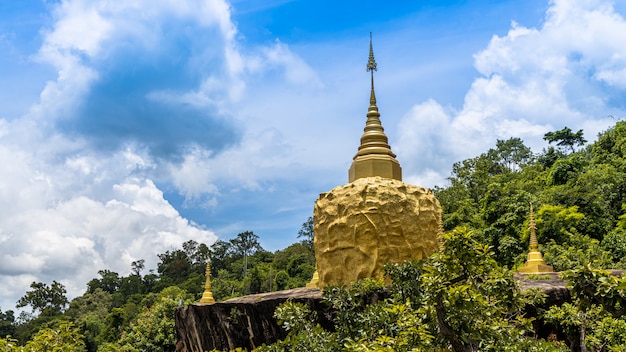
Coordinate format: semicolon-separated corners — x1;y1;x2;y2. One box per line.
2;0;626;310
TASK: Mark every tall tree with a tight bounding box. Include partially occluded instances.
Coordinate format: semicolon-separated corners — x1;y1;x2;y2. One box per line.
209;240;233;275
230;231;262;278
297;216;314;251
87;270;120;294
130;259;145;277
544;127;587;153
16;281;68;316
157;249;191;285
494;137;533;171
0;308;15;338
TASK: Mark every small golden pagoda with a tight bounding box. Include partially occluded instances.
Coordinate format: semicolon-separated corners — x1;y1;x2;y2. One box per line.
348;33;402;183
519;202;553;273
305;270;319;288
199;260;216;304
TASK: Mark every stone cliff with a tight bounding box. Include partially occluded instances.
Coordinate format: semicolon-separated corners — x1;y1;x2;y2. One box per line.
175;278;571;352
175;288;327;352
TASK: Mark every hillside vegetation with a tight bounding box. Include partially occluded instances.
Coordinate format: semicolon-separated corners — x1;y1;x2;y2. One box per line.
2;121;626;351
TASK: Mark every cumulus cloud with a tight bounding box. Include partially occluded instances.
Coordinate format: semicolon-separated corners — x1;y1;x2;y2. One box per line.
29;0;243;161
0;0;325;311
395;0;626;187
0;128;217;309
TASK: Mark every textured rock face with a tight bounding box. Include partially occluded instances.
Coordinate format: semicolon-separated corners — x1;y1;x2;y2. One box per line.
314;176;442;287
174;279;573;351
175;288;328;352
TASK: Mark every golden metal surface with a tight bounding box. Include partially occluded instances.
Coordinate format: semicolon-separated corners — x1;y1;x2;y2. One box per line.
314;177;441;287
305;270;319;288
199;260;216;304
519;202;553;273
311;35;442;288
348;34;402;182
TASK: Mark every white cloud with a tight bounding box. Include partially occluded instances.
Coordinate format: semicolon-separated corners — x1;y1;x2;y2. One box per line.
0;0;327;312
258;40;323;87
0;121;217;311
30;0;240;123
396;0;626;188
0;172;217;310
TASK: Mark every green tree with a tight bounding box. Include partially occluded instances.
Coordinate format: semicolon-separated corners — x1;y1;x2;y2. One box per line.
24;321;86;352
545;265;626;350
495;137;533;171
602;204;626;264
130;260;145;277
262;228;563;351
157;249;191;286
230;231;262;278
591;120;626;165
118;287;193;352
537;146;567;169
544;127;587;153
16;281;69;317
0;308;15;338
0;336;21;351
87;270;121;294
208;240;233;276
181;240;210;273
535;204;585;244
542;231;613;272
64;288;113;352
297;216;314;251
97;307;134;346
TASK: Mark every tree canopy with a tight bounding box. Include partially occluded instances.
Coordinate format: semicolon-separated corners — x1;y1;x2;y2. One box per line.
544;127;587;153
3;121;626;351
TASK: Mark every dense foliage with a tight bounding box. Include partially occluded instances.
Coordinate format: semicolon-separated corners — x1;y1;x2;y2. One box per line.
258;121;626;352
259;228;564;351
0;218;315;352
2;121;626;351
435;122;626;271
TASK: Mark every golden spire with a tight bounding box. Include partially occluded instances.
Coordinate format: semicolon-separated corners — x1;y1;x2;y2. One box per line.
367;32;377;106
519;202;553;273
348;33;402;183
529;202;538;251
199;260;216;304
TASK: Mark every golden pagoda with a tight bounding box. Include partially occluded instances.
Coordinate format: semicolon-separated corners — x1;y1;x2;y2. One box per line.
199;260;216;304
348;33;402;182
519;202;553;273
311;34;441;288
306;270;319;288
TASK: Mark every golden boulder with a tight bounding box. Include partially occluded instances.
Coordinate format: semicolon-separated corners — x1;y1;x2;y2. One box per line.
314;176;442;287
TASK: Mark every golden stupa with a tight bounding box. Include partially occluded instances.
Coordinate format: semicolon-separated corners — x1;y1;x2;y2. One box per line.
199;260;216;304
311;34;442;288
348;34;402;183
519;202;553;273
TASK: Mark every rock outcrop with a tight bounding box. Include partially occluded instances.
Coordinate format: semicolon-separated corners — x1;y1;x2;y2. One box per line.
175;278;573;352
314;176;442;287
174;288;327;352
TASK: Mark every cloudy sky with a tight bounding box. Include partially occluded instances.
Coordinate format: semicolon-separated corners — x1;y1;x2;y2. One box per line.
2;0;626;310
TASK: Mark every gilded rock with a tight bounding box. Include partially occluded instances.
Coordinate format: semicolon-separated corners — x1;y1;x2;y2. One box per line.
314;176;442;287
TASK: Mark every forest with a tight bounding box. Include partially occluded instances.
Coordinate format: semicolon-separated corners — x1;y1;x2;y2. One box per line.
1;120;626;351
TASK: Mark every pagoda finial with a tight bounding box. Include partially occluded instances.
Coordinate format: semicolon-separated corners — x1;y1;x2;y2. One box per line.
529;202;538;250
348;33;402;183
519;201;553;274
199;259;216;304
367;32;377;106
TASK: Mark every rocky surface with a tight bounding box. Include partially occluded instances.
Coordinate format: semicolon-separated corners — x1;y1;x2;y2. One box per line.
175;278;572;352
314;177;442;287
174;287;327;352
516;272;570;307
